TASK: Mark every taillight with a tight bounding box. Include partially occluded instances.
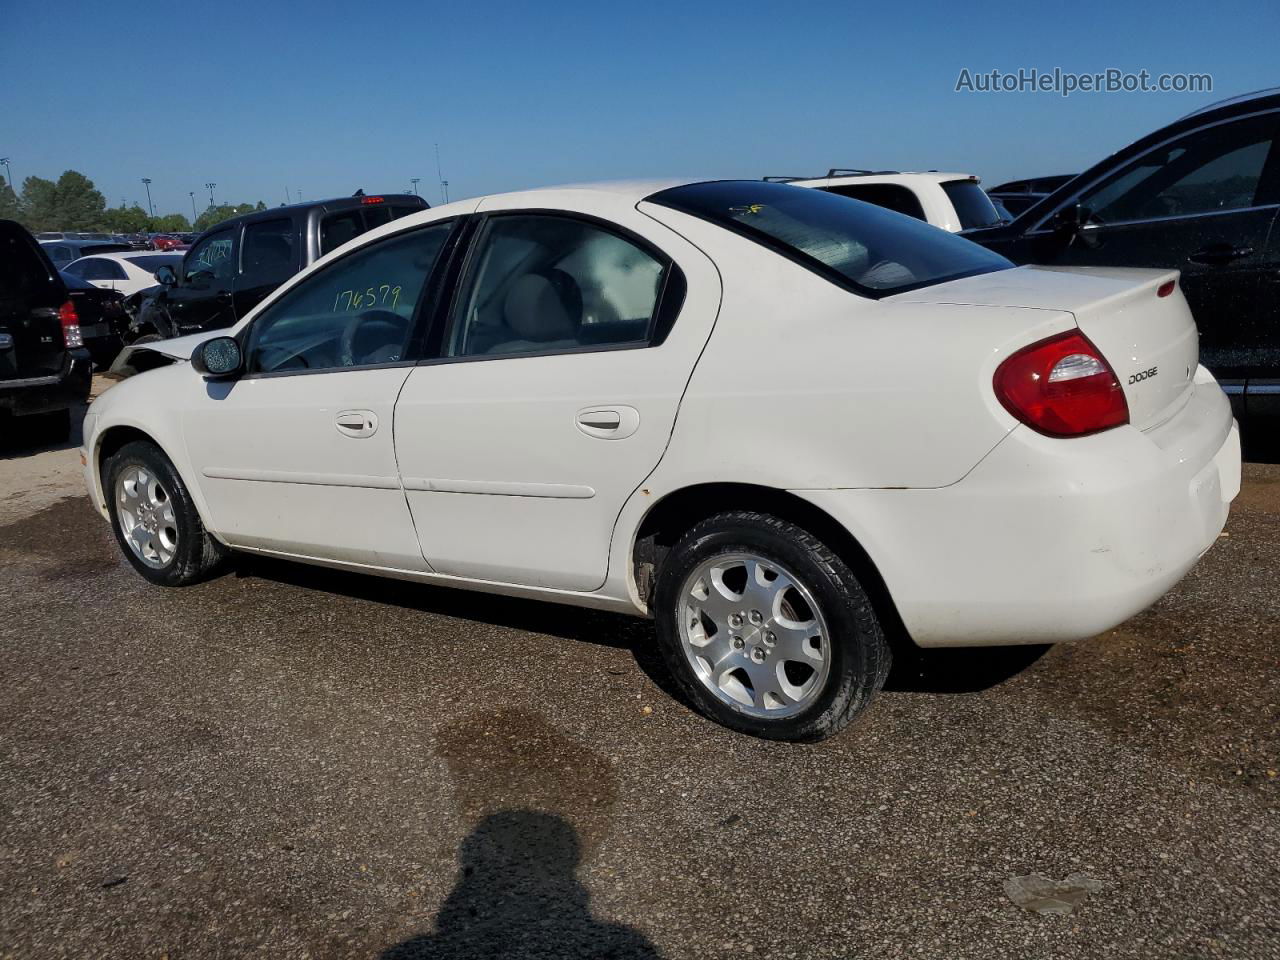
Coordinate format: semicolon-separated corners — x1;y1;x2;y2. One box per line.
993;330;1129;437
58;300;83;349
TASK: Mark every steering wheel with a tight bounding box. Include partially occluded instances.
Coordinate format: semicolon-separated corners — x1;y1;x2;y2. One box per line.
338;310;409;367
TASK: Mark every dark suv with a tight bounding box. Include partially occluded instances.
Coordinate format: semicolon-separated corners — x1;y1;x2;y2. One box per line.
966;89;1280;427
0;220;92;443
124;193;428;347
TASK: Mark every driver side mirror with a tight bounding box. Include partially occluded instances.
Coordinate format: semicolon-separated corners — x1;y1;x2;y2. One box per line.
155;264;178;286
191;336;244;379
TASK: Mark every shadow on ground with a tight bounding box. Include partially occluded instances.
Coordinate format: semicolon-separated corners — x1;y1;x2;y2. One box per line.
234;554;1047;703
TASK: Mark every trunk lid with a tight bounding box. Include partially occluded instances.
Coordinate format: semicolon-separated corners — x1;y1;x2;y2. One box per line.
892;264;1199;431
0;220;69;380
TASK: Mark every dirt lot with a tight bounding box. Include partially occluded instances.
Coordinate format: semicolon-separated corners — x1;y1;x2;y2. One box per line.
1;392;1277;959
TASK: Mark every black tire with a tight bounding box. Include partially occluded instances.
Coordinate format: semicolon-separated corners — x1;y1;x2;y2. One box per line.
21;408;71;445
104;440;228;586
652;511;890;742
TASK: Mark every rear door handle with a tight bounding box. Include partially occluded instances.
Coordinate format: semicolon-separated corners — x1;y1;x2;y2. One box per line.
216;291;234;303
335;410;378;438
1188;243;1254;265
576;406;640;440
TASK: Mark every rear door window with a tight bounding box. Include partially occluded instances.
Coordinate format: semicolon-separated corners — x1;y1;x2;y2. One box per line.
320;210;366;255
239;218;298;286
1;224;62;304
1080;112;1278;223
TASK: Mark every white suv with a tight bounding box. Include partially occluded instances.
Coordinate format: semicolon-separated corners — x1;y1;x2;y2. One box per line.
771;169;1008;232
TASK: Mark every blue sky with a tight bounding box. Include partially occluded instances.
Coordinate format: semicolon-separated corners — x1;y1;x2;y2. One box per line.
2;0;1276;216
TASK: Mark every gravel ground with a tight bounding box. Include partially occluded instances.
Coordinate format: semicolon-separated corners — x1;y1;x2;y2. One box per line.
0;391;1276;959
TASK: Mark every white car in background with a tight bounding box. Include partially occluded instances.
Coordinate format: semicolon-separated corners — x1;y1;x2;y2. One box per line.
81;179;1240;741
63;250;184;297
770;169;1008;232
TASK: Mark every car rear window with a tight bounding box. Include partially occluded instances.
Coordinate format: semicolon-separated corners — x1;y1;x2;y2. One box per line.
940;180;1004;229
648;180;1012;297
319;203;427;256
1;226;62;302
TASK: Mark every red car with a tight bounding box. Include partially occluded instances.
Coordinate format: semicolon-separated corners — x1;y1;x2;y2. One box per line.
151;234;181;251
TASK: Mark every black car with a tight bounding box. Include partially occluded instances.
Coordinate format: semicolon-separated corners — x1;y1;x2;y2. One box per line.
966;88;1280;425
985;175;1077;217
0;220;93;443
59;270;127;369
124;193;428;348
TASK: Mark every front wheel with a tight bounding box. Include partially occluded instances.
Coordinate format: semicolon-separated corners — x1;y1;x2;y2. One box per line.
653;511;890;741
104;440;228;586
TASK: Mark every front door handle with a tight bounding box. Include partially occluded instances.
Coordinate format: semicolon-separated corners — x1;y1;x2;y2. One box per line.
216;290;234;303
576;406;640;440
335;410;378;438
1188;243;1254;265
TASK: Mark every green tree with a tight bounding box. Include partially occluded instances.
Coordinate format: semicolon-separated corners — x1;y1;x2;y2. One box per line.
20;176;59;231
18;171;107;231
53;170;106;229
193;201;265;232
0;180;20;221
103;204;151;234
153;213;191;232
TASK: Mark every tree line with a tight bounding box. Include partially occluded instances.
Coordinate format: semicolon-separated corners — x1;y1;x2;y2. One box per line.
0;169;268;235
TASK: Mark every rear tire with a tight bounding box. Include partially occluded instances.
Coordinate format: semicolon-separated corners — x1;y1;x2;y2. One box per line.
104;440;228;586
652;510;890;742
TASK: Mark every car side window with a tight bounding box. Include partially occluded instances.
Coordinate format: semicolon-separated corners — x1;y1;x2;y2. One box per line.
242;223;452;375
239;218;297;286
822;184;927;221
1080;112;1278;223
184;229;238;286
446;215;667;358
319;210;365;256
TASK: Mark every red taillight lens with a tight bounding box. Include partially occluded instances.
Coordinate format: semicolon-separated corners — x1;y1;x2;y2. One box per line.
993;330;1128;437
58;300;84;349
1157;280;1176;297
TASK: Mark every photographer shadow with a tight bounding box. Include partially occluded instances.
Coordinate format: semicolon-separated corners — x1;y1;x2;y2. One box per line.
381;810;659;960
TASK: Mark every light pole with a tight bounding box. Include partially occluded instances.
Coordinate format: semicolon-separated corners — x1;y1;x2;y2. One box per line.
0;157;12;191
410;178;420;196
205;182;217;208
441;180;450;204
189;191;197;222
141;178;154;217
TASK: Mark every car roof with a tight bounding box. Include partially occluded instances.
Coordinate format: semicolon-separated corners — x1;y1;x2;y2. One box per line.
781;172;979;189
1179;86;1280;120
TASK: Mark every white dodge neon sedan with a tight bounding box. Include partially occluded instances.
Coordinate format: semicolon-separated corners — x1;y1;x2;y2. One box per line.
82;179;1241;741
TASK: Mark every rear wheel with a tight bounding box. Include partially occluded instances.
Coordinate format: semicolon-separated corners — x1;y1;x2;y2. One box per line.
653;511;890;741
105;440;227;586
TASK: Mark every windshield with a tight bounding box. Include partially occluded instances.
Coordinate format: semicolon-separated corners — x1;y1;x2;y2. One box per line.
648;180;1011;297
940;180;1005;229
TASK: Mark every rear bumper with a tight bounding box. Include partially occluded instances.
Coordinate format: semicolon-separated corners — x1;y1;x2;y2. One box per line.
796;369;1240;647
0;349;92;416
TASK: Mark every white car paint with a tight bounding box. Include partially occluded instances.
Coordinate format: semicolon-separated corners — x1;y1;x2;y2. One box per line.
82;180;1240;648
785;172;1000;232
63;251;183;296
